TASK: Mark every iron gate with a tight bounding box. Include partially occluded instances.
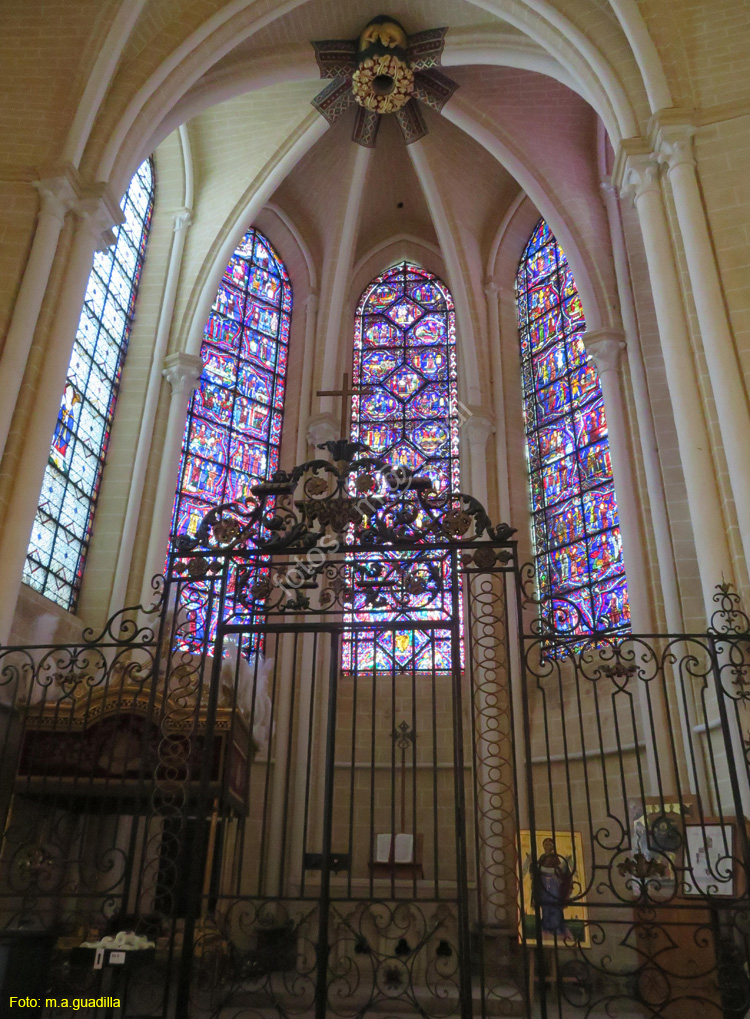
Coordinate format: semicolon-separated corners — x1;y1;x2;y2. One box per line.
1;439;750;1018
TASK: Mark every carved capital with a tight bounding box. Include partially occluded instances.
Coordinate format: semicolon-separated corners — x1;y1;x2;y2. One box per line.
33;167;79;224
483;277;499;297
654;123;696;174
306;411;338;449
583;329;626;374
304;290;320;311
463;412;495;447
173;207;193;232
162;351;203;397
620;155;661;203
71;183;125;251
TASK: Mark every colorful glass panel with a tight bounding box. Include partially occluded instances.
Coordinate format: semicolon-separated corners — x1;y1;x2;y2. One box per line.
516;219;630;637
24;158;155;610
168;229;291;647
345;262;461;672
170;228;291;540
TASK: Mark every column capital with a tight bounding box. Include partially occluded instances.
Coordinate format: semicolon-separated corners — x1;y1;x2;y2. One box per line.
483;278;499;297
32;166;80;224
463;412;495;447
583;329;626;373
620;153;661;203
162;351;203;396
653;123;696;174
173;207;193;232
71;183;125;251
304;290;320;310
306;411;337;449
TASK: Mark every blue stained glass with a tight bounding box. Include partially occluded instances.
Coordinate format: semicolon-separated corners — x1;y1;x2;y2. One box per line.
362;349;399;381
363;318;399;346
410;348;447;378
169;228;291;653
411;314;446;345
23;158;155;610
517;219;630;637
170;227;291;549
385;366;423;400
214;283;244;320
360;391;399;421
346;262;461;673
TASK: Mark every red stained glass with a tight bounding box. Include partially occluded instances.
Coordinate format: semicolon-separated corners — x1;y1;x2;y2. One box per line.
169;228;291;565
517;219;630;636
387;298;421;328
213;284;244;320
409;348;447;378
363;319;399;346
385;366;423;400
348;262;461;672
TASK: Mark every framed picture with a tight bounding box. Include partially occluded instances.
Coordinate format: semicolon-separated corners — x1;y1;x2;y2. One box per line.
518;829;589;948
627;796;694;898
683;821;736;898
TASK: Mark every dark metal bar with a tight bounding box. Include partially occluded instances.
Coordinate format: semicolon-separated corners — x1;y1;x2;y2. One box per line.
449;547;474;1019
314;628;340;1019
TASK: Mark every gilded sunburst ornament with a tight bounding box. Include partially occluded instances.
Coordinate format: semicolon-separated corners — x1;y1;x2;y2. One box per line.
311;15;459;147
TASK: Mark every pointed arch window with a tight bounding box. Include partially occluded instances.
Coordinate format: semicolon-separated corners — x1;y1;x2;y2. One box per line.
346;261;460;672
169;227;291;541
516;219;630;635
24;158;155;611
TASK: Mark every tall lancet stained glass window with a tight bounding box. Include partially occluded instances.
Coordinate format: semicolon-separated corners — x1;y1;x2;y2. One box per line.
170;228;291;544
24;158;154;611
516;219;629;635
346;262;460;673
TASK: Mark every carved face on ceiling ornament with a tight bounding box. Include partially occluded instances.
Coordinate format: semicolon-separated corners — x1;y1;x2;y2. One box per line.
352;16;413;115
311;16;459;147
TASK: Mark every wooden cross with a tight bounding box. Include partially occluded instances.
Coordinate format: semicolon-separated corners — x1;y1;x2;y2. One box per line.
317;372;373;440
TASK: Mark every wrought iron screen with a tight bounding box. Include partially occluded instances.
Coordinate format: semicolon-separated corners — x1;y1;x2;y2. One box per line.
1;439;749;1019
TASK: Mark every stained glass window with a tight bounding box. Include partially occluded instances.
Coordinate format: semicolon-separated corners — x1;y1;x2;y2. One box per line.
23;158;155;611
345;262;461;672
516;219;630;636
169;228;290;547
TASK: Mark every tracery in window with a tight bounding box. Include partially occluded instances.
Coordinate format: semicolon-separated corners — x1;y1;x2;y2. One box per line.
345;262;461;672
24;158;155;611
516;219;630;635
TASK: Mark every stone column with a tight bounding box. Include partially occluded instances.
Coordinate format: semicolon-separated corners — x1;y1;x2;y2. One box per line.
316;145;372;398
621;154;748;809
585;330;680;793
0;170;77;458
139;351;203;603
0;189;123;643
463;413;495;511
655;123;750;572
584;331;652;630
600;180;683;633
621;154;735;613
306;412;338;456
296;291;320;463
287;630;319;894
483;279;511;520
110;208;193;615
265;629;299;898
